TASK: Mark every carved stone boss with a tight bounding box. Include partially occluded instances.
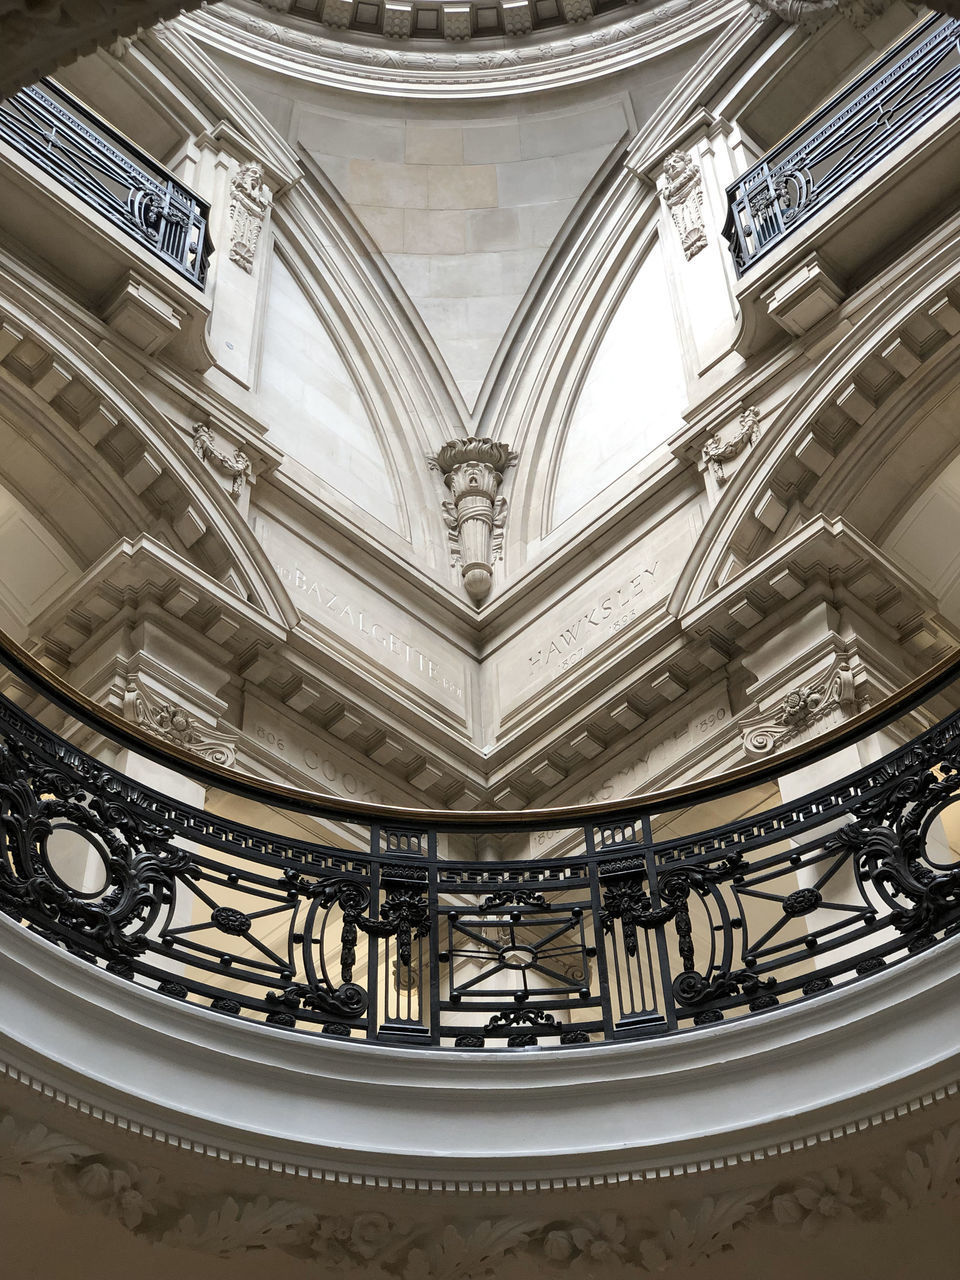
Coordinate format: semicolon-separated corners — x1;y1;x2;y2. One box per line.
228;161;271;273
740;659;858;758
192;423;251;499
702;407;760;484
123;682;237;767
662;151;707;261
430;436;515;605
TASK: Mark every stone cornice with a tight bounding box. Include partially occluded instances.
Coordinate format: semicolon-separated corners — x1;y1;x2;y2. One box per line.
178;0;742;98
0;0;199;97
3;908;960;1191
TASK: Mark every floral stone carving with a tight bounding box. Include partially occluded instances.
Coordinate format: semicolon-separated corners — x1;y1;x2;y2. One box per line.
3;1104;960;1274
123;682;237;767
192;422;252;499
430;436;516;605
741;659;859;757
702;407;761;484
749;0;897;31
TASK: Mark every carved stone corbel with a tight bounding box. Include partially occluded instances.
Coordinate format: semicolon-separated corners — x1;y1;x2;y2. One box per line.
123;681;237;767
228;161;272;274
662;151;707;262
702;408;761;484
192;422;251;500
430;437;516;605
740;658;860;758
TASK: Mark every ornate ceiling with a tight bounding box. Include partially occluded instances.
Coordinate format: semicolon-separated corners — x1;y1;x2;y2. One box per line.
261;0;649;43
178;0;740;96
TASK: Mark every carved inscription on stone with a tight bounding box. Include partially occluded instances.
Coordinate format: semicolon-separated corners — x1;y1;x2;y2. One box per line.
495;515;695;719
244;696;388;804
255;516;469;716
528;692;731;857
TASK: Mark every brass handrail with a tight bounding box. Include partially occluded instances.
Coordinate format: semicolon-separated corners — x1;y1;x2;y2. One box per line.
4;625;960;832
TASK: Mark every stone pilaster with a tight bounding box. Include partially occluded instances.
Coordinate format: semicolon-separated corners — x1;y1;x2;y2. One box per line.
431;437;515;605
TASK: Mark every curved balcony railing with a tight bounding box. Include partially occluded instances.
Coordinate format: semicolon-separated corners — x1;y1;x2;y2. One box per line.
2;633;960;1050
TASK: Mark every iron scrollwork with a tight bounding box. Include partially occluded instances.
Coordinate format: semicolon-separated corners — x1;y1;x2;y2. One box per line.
0;738;189;963
0;642;960;1049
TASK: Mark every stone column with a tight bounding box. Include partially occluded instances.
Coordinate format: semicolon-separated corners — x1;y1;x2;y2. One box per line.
431;437;515;605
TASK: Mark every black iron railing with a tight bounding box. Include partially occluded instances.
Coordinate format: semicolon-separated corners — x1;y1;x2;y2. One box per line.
2;633;960;1050
0;80;211;288
723;16;960;276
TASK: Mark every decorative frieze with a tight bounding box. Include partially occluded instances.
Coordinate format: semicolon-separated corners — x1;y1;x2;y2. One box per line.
192;422;251;500
228;161;272;274
741;658;859;757
2;1104;960;1273
430;436;516;605
662;150;707;261
702;407;761;484
123;681;237;767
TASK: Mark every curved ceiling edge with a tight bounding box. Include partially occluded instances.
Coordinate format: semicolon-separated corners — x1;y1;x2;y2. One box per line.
2;914;960;1190
175;0;744;98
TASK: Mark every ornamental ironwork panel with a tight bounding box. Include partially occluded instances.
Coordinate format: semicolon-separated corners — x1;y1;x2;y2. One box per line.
723;17;960;276
1;671;960;1049
0;80;211;288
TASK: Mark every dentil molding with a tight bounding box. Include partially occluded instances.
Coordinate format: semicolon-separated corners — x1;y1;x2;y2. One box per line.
4;906;960;1192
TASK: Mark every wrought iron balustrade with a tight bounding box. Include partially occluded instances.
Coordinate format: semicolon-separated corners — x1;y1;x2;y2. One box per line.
723;16;960;276
1;634;960;1051
0;80;211;288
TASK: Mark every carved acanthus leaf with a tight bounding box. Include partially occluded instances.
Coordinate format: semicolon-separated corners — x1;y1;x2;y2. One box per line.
0;1114;91;1177
741;658;860;758
160;1196;315;1255
122;682;237;767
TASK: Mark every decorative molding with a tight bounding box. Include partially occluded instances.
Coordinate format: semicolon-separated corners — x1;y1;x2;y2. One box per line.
2;1104;960;1271
430;437;516;605
177;0;740;98
662;150;707;261
122;681;237;767
748;0;898;32
740;657;860;757
702;407;761;484
192;422;252;499
227;161;272;274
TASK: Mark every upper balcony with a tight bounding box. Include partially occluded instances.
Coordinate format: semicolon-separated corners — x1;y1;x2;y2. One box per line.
1;627;959;1052
0;79;213;370
724;16;960;355
2;624;960;1196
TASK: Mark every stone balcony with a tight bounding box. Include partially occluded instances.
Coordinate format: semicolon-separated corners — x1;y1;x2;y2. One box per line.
0;80;213;372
